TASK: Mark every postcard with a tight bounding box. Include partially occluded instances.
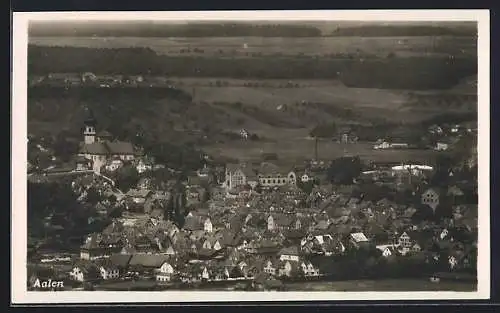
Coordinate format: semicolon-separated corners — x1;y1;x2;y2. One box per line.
11;9;490;304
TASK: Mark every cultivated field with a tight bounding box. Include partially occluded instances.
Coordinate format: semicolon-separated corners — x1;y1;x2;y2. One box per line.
202;139;440;165
28;36;477;58
175;77;476;126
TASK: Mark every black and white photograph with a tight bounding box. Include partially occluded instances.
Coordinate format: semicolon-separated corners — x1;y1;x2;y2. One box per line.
11;10;490;303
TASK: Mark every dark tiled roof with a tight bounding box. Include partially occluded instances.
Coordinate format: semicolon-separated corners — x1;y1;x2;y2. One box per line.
105;141;135;155
109;254;133;268
79;142;109;155
129;254;171;268
79;140;135;155
97;130;112;138
279;245;299;256
258;162;282;176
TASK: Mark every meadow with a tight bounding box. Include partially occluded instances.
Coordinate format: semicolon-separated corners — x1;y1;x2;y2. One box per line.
28;36;477;58
202;139;440;166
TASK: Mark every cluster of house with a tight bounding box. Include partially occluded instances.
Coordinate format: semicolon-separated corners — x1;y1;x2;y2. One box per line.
223;162;317;192
28;111;478;289
29;73;174;88
52;169;477;288
371;121;477;152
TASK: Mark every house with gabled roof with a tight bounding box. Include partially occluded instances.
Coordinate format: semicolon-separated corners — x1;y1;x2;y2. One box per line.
263;258;279;276
202;236;223;251
277;260;299;278
128;254;172;274
322;237;346;256
347;232;370;250
80;233;121;260
279;246;300;262
267;213;296;232
380;246;400;258
421;187;442;213
300;260;320;277
109;254;132;272
95;259;120;280
69;261;101;282
156;259;176;282
125;188;152;205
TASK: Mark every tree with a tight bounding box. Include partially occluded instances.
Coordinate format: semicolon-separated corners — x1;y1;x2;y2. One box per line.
431;154;454;186
86;187;102;205
108;194;117;205
201;188;210;203
327;156;363;185
310;122;337;138
115;164;140;192
230;266;244;278
297;180;314;194
52;135;79;162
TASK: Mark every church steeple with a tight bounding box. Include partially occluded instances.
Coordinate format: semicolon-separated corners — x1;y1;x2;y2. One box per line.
83;106;96;144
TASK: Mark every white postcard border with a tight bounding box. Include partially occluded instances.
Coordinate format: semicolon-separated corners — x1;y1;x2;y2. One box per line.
12;9;490;304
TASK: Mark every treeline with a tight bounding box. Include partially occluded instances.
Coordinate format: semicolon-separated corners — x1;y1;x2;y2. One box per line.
29;45;477;90
329;25;477;37
406;94;477;110
28;85;193;102
340;58;477;90
421;111;477;127
29;22;322;37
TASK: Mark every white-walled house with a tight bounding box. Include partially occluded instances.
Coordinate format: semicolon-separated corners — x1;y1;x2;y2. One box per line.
204;217;213;233
300;261;320;277
156;261;175;282
69;263;100;282
279;246;300;262
99;265;119;280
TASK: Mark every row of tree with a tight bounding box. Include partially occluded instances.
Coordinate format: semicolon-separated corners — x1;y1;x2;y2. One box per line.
30;22;323;37
28;45;477;89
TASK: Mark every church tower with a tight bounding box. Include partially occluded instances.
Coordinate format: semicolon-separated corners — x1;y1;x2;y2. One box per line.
83;107;97;144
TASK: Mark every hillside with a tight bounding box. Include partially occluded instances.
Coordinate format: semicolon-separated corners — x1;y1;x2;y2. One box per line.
29;21;476;37
28;45;477;90
29;22;323;37
28;77;476;140
28;86;233;143
328;24;476;37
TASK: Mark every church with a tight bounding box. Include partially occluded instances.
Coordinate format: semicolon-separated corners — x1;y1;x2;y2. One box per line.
78;108;139;173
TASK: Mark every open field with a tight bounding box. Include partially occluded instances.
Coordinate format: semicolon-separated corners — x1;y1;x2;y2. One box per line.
28;36;477;58
284;279;476;292
202;139;440;165
178;77;476;126
188;83;408;108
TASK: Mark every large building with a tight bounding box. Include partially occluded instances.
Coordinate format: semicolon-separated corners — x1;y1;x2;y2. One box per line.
78;108;139;173
224;162;297;191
